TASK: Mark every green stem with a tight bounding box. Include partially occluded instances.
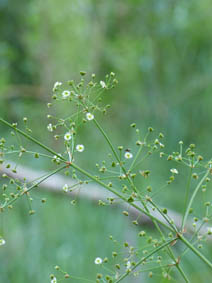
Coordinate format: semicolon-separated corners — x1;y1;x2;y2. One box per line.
93;119;139;195
93;119;120;162
92;119;178;237
181;167;193;230
0;118;65;161
149;199;178;233
4;150;57;161
150;220;188;282
182;169;210;230
115;238;178;283
180;235;212;269
0;117;174;231
180;221;205;258
175;263;189;283
129;144;143;171
70;162;175;232
1;164;67;209
141;200;188;282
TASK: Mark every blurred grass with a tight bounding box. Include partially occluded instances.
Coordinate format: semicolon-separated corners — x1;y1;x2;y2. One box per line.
0;192;128;282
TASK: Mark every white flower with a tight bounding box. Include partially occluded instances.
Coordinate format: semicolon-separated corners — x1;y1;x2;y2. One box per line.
63;184;69;192
53;81;62;91
51;277;57;283
86;112;94;121
120;173;127;179
126;261;131;269
175;155;182;161
76;144;84;152
64;132;72;141
0;238;6;246
170;168;178;174
159;142;164;148
53;154;62;163
124;152;133;159
160;152;164;158
62;90;71;99
94;257;103;265
54;82;62;88
53;154;62;160
100;80;106;88
47;123;53;132
207;227;212;235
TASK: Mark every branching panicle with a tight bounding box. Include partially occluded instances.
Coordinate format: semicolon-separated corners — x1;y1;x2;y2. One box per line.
0;71;211;282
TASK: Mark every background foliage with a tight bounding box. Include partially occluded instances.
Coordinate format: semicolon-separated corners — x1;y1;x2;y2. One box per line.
0;0;212;282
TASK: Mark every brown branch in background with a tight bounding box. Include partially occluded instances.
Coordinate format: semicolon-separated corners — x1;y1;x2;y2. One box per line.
0;161;205;234
2;85;46;101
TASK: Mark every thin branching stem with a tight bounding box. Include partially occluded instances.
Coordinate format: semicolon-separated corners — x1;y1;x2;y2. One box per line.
115;238;178;283
182;169;210;230
93;119;120;162
1;164;67;209
92;117;191;280
0;118;65;161
179;234;212;269
149;199;178;233
70;162;175;232
181;166;193;231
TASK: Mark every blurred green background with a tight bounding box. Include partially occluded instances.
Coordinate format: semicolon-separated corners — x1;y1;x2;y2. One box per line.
0;0;212;282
